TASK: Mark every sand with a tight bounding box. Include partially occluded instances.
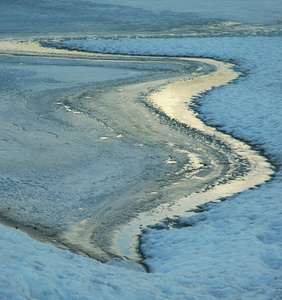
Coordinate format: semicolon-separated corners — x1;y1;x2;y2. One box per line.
0;40;274;267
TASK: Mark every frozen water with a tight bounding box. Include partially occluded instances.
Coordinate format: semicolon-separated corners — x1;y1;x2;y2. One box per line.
1;54;205;261
0;0;282;299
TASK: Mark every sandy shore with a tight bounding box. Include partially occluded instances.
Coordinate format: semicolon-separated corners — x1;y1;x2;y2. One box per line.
0;40;274;267
115;57;273;262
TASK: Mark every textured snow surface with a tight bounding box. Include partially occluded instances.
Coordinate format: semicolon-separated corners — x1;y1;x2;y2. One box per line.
0;224;172;300
0;224;185;300
141;177;282;299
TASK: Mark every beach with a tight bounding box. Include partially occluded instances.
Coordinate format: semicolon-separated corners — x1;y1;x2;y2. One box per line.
0;40;273;266
0;1;281;299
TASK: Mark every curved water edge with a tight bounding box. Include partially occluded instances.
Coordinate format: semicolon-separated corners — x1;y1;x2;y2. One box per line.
0;40;274;268
115;58;274;263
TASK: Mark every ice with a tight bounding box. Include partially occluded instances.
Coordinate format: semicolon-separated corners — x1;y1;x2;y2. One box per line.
2;35;281;298
1;0;282;299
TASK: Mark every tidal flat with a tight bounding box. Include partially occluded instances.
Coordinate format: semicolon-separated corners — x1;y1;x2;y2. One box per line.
0;42;273;266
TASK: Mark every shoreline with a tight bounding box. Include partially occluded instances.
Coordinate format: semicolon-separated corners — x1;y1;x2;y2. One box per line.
114;57;274;263
0;40;275;269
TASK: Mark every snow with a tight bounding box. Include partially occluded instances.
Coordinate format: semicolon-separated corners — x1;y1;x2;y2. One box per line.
0;224;167;300
141;178;282;299
1;3;282;300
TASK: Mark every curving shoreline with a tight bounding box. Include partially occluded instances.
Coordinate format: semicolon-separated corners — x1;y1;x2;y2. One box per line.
114;58;274;263
0;40;274;268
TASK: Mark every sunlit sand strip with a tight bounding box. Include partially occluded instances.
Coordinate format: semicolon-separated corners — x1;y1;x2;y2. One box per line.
0;40;127;62
1;39;274;265
114;58;274;262
0;40;93;56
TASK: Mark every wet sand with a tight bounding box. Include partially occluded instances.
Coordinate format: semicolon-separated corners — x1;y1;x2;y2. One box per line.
0;41;274;266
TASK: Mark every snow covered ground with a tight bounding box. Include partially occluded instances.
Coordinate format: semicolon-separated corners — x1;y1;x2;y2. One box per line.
1;1;282;299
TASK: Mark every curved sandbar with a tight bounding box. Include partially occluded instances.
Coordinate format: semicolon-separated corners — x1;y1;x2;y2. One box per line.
114;58;273;262
0;40;274;266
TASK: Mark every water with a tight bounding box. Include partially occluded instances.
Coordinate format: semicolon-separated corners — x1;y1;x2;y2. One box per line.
1;0;281;40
